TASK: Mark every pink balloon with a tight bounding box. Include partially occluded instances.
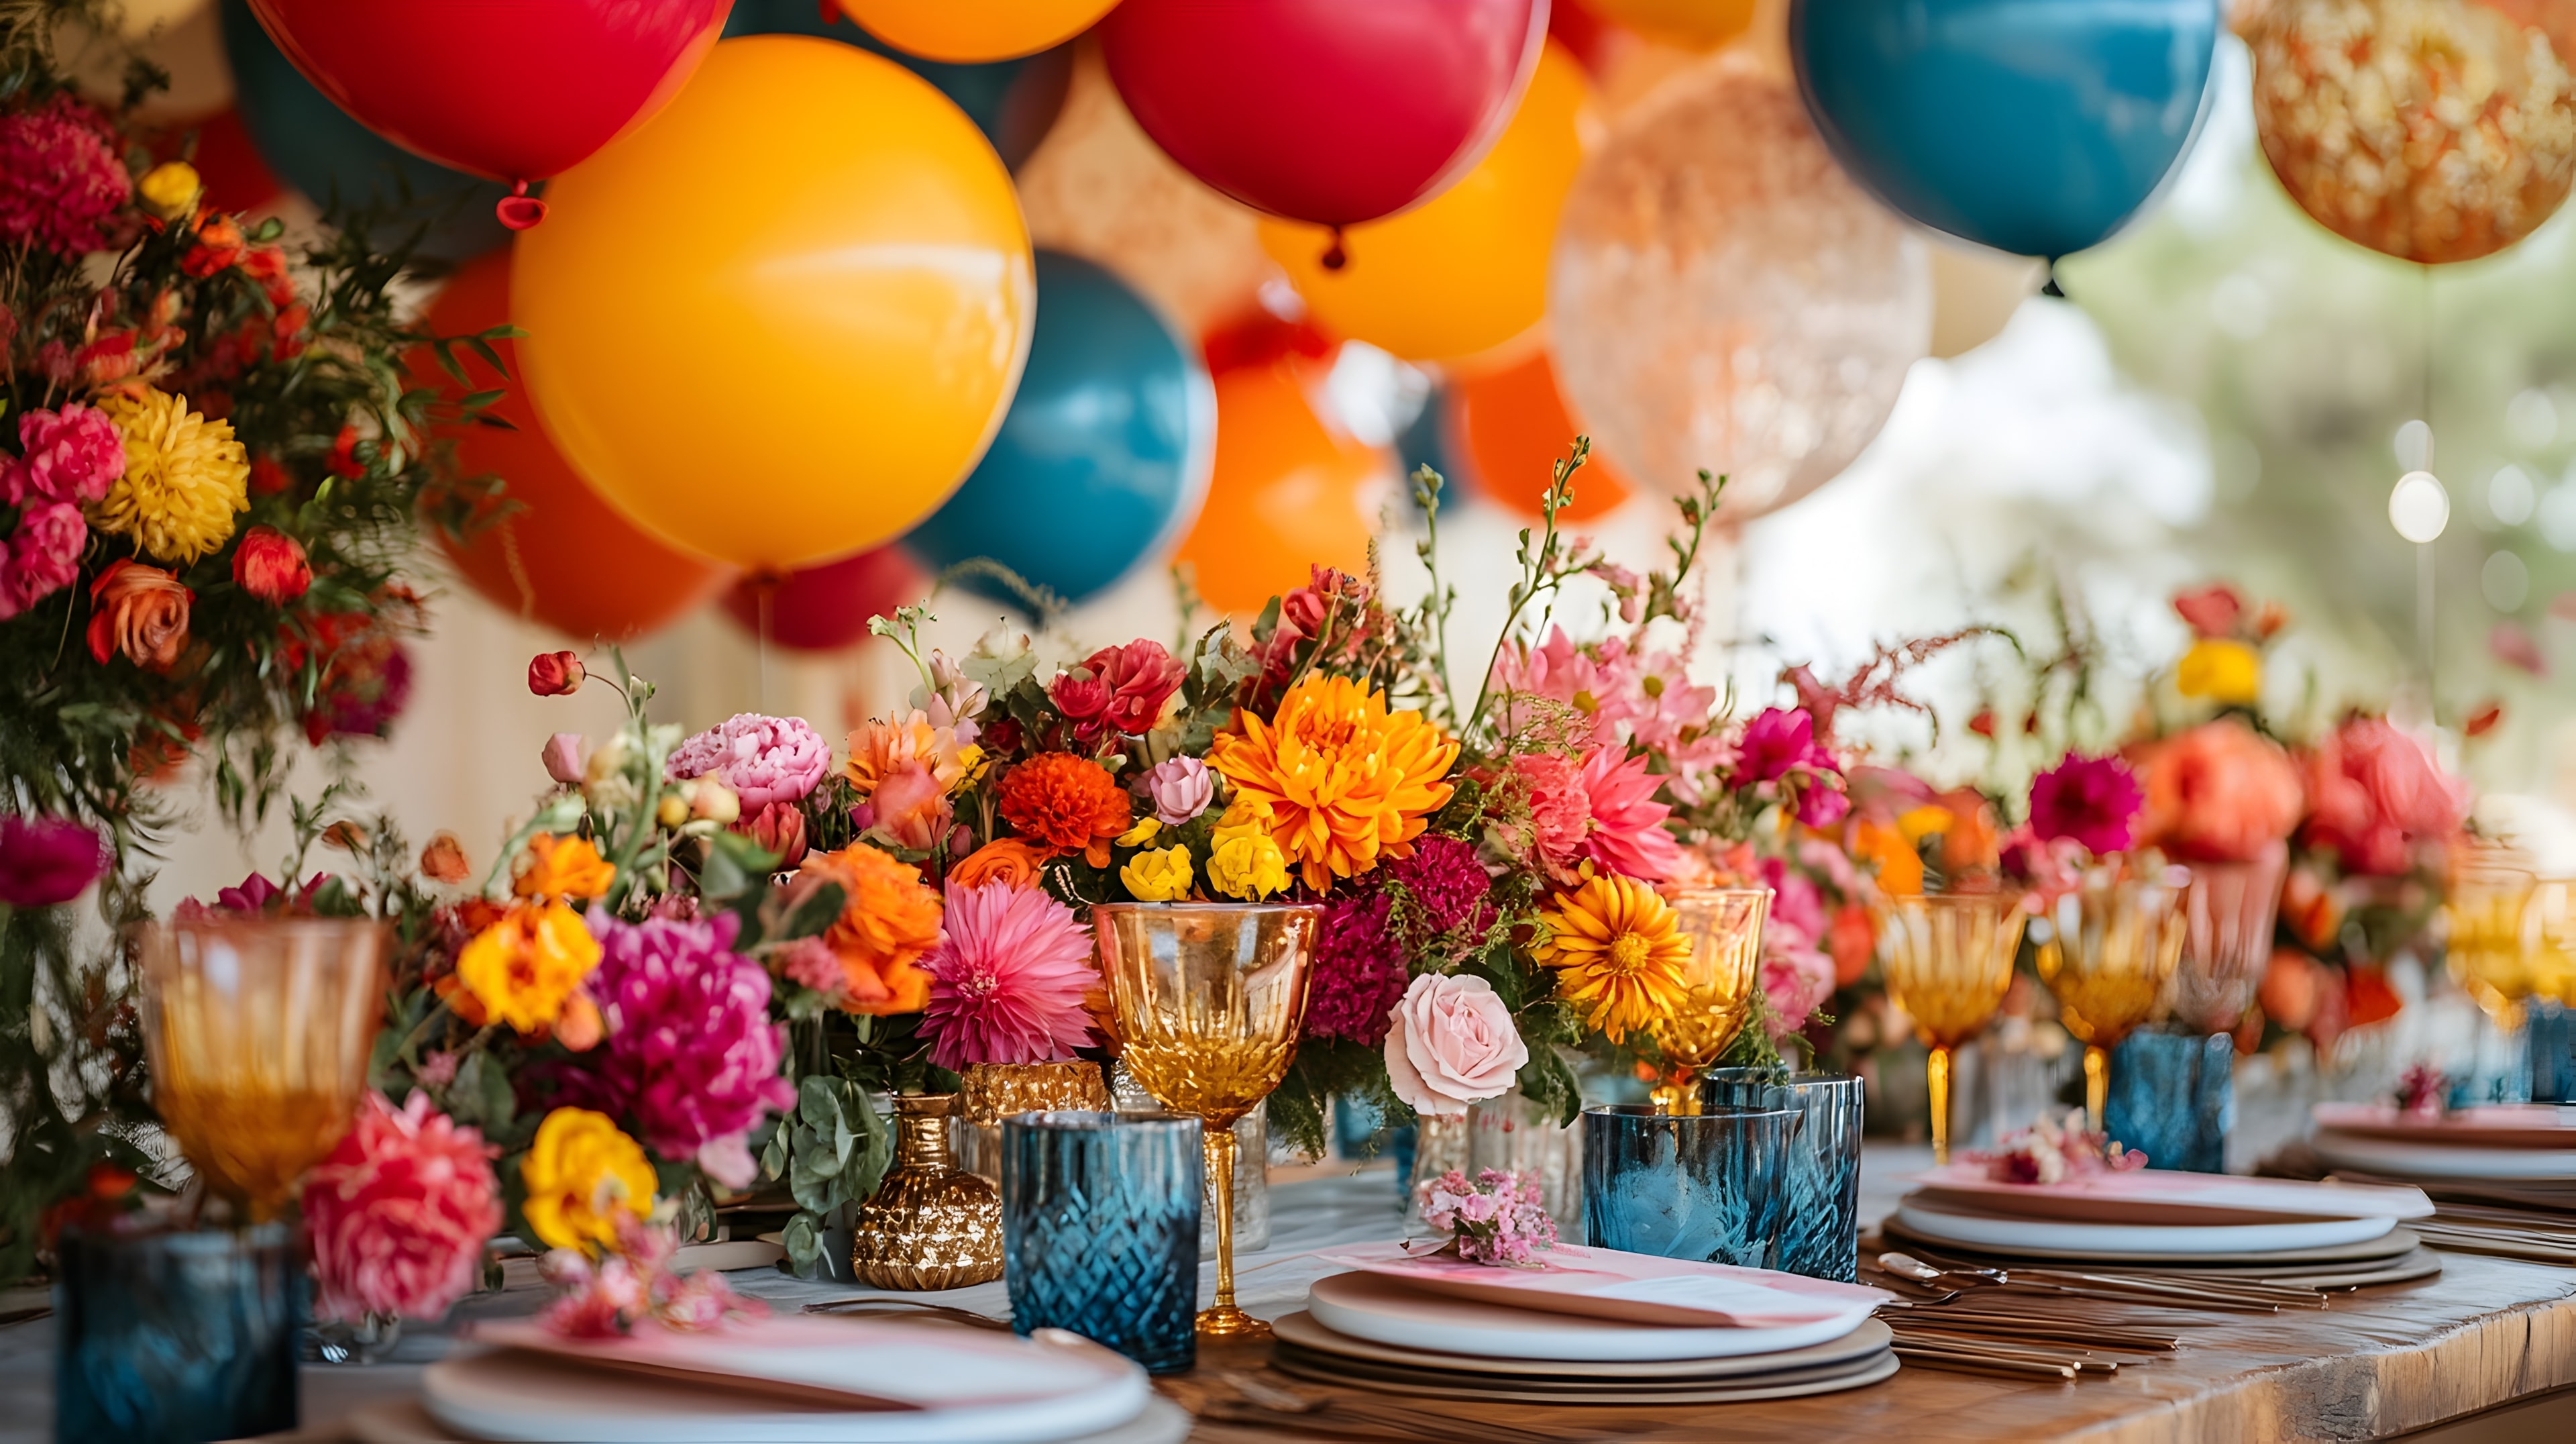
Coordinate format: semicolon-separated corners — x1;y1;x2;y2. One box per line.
1099;0;1544;230
718;548;925;653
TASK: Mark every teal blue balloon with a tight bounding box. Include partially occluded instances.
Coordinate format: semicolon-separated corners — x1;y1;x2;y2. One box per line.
902;252;1213;607
723;1;1070;168
1791;0;2219;260
217;0;509;260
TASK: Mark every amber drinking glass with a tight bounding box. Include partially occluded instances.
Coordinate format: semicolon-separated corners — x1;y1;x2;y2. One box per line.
1872;893;2027;1165
1649;888;1771;1115
1095;902;1318;1341
136;918;389;1220
2033;871;2186;1130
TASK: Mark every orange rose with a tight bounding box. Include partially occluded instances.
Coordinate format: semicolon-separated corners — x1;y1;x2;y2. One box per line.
949;837;1049;889
2128;719;2304;864
796;843;943;1015
998;753;1131;867
85;560;192;672
511;833;614;901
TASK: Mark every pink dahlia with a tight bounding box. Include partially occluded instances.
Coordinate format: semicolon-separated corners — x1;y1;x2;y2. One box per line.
0;815;106;907
3;404;125;507
582;911;795;1188
2027;752;2144;855
301;1091;502;1323
0;97;131;256
1305;891;1408;1045
1574;745;1685;883
1;502;87;618
666;713;829;809
919;880;1099;1071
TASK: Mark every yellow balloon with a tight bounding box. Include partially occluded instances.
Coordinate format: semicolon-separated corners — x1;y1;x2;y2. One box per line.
1257;43;1593;364
831;0;1118;62
515;37;1032;572
1586;0;1756;50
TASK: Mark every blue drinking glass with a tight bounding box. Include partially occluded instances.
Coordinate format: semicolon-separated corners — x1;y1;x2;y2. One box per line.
1700;1070;1866;1282
1581;1105;1801;1268
54;1222;303;1443
2102;1030;2234;1173
1002;1111;1202;1374
2532;1000;2576;1103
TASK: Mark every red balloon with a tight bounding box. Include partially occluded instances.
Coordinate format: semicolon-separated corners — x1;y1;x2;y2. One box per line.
718;548;926;653
245;0;731;221
418;252;737;641
1099;0;1546;229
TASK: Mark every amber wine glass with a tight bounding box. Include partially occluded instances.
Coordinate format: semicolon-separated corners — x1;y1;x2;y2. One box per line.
2033;870;2186;1131
1095;902;1318;1341
1872;892;2027;1166
2447;861;2539;1030
1650;888;1770;1115
136;918;389;1221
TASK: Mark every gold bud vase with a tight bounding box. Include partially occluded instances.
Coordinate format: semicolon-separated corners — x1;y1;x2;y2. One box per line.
850;1094;1002;1290
958;1062;1112;1182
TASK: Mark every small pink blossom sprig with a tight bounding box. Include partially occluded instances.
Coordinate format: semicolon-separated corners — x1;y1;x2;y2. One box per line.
537;1214;767;1338
1413;1168;1558;1266
2394;1063;2448;1119
1970;1109;2147;1185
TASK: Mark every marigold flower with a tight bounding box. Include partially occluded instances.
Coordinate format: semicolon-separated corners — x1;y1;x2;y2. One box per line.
231;525;312;604
998;753;1132;866
94;389;250;564
2176;637;2261;706
795;843;943;1014
948;837;1050;889
1536;872;1690;1043
519;1108;657;1255
456;900;602;1035
84;559;191;671
1208;674;1460;892
1121;844;1195;902
513;833;615;902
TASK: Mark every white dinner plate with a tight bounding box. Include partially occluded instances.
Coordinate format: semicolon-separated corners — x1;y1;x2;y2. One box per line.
2312;1130;2576;1181
1303;1268;1874;1362
1891;1197;2397;1256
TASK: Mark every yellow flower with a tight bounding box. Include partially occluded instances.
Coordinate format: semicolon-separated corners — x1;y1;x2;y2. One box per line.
95;389;250;564
137;161;203;218
1209;830;1290;900
1208;674;1460;892
456;901;601;1035
2176;638;2262;706
1537;872;1691;1043
511;832;616;901
520;1108;657;1253
1122;844;1195;902
1116;816;1163;847
1896;805;1954;844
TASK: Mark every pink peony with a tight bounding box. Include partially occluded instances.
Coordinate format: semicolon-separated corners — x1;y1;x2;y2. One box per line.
2027;752;2145;856
918;880;1099;1071
1574;745;1685;882
2300;717;2469;878
3;404;125;507
665;713;829;809
0;97;133;256
582;911;796;1189
300;1091;503;1323
1144;756;1215;825
1383;973;1527;1118
0;502;86;618
1305;892;1408;1044
0;815;107;907
1735;708;1835;784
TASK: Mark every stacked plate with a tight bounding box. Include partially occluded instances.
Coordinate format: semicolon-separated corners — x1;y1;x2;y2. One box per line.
1272;1242;1900;1404
1881;1165;2439;1286
2312;1103;2576;1200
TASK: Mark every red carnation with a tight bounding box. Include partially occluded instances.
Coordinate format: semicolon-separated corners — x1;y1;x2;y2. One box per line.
232;526;312;605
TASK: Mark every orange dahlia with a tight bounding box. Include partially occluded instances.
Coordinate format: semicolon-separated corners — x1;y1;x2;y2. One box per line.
1208;674;1460;892
796;843;943;1015
998;753;1132;867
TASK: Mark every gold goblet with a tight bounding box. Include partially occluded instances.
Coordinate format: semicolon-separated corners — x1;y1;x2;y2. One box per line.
2033;871;2186;1131
1872;892;2027;1166
1648;888;1770;1115
1095;902;1318;1341
135;917;389;1221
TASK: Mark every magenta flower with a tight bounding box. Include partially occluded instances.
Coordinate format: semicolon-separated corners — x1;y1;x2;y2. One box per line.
1380;835;1495;942
0;502;86;621
3;404;125;507
1760;933;1835;1041
0;96;132;257
1735;708;1835;784
301;1092;502;1323
1144;756;1215;825
918;881;1099;1071
1305;891;1408;1045
665;713;828;809
582;911;795;1189
0;815;106;907
2027;752;2145;856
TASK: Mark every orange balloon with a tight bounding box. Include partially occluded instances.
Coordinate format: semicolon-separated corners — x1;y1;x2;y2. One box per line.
1173;362;1388;615
417;252;737;641
1450;349;1631;521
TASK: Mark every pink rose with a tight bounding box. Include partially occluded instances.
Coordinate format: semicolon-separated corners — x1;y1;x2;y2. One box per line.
1383;973;1528;1118
541;733;586;786
1145;756;1215;825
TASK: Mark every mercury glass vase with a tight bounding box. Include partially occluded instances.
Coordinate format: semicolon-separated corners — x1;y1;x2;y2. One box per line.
54;1222;303;1443
1700;1070;1864;1282
1003;1111;1202;1375
1581;1104;1801;1268
959;1060;1112;1183
851;1093;1004;1290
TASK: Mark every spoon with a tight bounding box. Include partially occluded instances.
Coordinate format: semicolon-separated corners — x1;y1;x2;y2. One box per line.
1879;1250;2008;1287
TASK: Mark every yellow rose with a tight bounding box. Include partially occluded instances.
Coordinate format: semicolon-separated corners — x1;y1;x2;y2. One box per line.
1121;844;1195;902
1209;831;1289;900
456;900;601;1035
520;1108;657;1253
138;161;202;218
2176;638;2263;706
1116;816;1163;848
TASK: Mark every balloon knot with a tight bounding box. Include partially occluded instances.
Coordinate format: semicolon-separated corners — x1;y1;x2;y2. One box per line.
497;183;547;231
2040;256;2065;299
1320;227;1347;272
